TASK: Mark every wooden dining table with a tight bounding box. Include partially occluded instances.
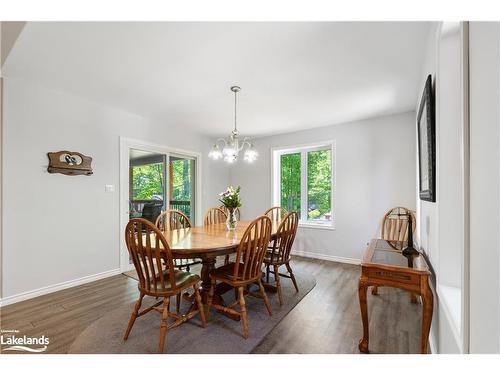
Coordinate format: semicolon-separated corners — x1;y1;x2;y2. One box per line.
160;219;281;320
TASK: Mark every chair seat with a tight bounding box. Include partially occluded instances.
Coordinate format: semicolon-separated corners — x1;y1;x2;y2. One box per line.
211;262;258;284
147;269;200;294
263;250;284;264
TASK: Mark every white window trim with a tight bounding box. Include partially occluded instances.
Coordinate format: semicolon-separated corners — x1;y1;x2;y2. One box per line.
271;140;336;230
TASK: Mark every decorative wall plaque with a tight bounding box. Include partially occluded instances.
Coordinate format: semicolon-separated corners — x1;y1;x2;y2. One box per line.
47;151;93;176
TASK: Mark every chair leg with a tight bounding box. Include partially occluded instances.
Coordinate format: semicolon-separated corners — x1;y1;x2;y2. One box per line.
207;278;216;321
274;265;283;306
258;280;273;316
123;293;144;340
266;264;270;283
176;293;181;313
286;262;299;293
238;286;249;339
158;297;170;353
372;286;379;295
224;255;230;265
194;285;207;328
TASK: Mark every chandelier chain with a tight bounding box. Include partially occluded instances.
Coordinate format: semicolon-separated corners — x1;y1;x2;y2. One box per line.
234;88;237;133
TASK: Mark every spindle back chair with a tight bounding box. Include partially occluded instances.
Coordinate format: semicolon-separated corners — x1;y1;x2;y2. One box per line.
263;212;299;305
154;209;200;311
380;207;416;242
264;206;288;222
204;207;227;226
207;215;273;338
155;209;192;231
123;218;206;353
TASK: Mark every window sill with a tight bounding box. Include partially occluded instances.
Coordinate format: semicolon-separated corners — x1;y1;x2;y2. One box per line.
298;222;336;231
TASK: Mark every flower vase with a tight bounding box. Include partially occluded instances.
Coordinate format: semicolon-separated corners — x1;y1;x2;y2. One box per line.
226;207;238;231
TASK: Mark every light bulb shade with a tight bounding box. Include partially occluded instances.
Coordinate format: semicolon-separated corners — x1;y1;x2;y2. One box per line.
224;154;237;163
208;144;223;160
244;145;258;163
222;144;237;158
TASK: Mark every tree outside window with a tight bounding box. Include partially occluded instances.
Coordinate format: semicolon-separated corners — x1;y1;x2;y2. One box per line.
275;142;334;227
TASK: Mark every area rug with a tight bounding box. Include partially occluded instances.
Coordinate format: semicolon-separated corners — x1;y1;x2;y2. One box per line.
68;273;315;354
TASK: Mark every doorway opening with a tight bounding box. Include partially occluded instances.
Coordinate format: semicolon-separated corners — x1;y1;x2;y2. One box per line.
120;138;201;272
129;150;196;224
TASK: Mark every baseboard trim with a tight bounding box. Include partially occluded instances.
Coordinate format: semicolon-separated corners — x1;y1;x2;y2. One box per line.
0;268;121;307
291;250;361;265
120;263;135;273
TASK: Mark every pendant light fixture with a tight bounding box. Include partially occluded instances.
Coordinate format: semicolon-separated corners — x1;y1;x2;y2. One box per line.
208;86;258;164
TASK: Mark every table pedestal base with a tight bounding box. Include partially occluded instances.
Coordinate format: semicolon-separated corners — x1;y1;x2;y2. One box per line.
184;256;241;321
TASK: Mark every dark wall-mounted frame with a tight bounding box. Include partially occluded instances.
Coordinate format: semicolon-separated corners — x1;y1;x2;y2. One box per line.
417;74;436;202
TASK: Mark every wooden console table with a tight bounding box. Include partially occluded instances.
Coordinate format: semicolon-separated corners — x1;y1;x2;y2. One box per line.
358;239;433;354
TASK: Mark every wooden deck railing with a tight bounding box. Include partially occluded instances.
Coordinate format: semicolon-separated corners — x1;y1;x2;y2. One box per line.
130;199;191;218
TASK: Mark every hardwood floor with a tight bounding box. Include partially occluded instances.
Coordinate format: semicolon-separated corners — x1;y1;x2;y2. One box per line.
0;256;422;354
253;258;422;354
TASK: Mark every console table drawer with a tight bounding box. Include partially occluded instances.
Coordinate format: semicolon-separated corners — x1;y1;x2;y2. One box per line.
364;267;420;285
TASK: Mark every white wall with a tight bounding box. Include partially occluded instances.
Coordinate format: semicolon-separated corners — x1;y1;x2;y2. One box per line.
1;77;227;302
416;23;439;283
416;22;471;354
469;22;500;354
415;21;500;355
229;112;416;262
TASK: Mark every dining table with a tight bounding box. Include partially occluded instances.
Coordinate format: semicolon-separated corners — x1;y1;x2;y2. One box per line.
159;219;282;320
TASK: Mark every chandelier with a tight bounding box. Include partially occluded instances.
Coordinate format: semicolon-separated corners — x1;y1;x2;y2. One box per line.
208;86;258;164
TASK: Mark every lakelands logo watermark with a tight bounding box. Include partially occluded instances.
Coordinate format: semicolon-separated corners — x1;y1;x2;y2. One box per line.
0;329;49;353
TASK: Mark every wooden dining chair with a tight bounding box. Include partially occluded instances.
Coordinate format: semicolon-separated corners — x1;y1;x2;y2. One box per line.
380;206;416;243
204;207;229;265
204;207;227;226
207;215;273;339
372;206;417;297
156;209;193;231
263;212;299;305
155;209;201;312
123;218;206;353
264;206;288;222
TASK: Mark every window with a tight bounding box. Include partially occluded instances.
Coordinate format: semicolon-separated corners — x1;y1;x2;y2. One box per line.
272;141;334;228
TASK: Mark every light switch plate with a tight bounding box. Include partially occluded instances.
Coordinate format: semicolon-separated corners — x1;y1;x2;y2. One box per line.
105;184;115;193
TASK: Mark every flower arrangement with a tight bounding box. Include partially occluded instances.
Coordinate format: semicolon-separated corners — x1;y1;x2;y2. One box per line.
218;186;242;209
219;186;241;230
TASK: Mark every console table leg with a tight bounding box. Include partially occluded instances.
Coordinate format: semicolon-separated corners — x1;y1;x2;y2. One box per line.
358;278;369;353
410;293;418;303
420;278;434;354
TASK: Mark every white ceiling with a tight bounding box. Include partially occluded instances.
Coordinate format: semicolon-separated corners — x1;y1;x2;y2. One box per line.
4;22;432;137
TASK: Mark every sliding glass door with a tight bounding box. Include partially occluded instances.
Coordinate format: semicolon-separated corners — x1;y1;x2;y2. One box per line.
128;149;196;225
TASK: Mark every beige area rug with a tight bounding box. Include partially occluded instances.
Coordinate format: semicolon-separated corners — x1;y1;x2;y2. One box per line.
68;272;315;354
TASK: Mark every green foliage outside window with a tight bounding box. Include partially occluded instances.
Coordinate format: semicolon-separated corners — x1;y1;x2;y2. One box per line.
132;162;164;200
131;159;193;217
307;149;332;220
171;159;192;201
279;148;332;222
280;153;301;216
